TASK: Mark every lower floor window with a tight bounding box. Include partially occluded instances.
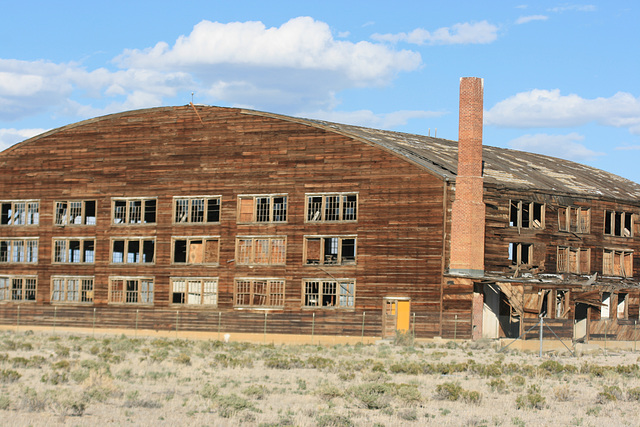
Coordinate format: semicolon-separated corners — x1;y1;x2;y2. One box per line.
0;275;36;301
303;279;355;308
171;278;218;305
557;246;590;274
109;277;154;304
509;242;532;266
234;278;284;308
603;249;633;277
51;276;94;303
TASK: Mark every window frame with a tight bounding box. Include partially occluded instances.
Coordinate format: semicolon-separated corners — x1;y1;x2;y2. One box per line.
508;242;533;266
170;277;218;306
233;278;285;309
509;200;545;229
110;237;156;264
237;194;288;224
171;236;220;265
0;275;37;302
54;200;97;226
604;210;634;238
302;279;356;309
303;235;357;266
603;248;633;278
108;276;154;305
50;276;94;304
0;200;39;226
52;237;96;264
556;246;591;274
305;193;358;223
235;236;287;266
111;197;157;225
558;206;590;234
173;195;221;224
0;238;38;264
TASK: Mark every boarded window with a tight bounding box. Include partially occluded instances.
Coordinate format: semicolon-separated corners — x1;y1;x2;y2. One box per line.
234;278;285;308
603;249;633;278
235;237;286;265
237;195;287;223
172;237;219;265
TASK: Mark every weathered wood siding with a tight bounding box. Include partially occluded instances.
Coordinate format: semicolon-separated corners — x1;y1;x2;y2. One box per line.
0;106;448;337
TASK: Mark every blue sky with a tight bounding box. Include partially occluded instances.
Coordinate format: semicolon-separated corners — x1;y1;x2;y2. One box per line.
1;1;639;183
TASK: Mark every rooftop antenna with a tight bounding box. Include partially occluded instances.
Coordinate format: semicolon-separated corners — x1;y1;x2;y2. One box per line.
191;92;194;104
435;128;437;138
428;128;431;137
189;92;204;124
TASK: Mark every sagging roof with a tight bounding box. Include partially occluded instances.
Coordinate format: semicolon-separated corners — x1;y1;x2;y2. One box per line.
5;105;640;202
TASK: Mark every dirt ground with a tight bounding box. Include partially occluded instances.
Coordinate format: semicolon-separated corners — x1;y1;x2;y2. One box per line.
1;328;640;426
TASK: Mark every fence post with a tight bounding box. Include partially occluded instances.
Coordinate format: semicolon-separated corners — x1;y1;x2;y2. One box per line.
135;310;139;338
454;314;458;341
218;312;221;341
263;312;268;344
412;313;416;339
635;319;637;353
16;305;20;332
361;312;366;344
539;316;544;358
175;311;179;338
92;308;96;337
311;312;315;345
53;306;57;335
604;320;608;355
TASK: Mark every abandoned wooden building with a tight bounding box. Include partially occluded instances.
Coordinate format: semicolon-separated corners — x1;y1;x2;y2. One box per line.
1;77;639;341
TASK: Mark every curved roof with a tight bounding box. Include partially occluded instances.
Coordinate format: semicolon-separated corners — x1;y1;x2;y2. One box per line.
6;105;640;202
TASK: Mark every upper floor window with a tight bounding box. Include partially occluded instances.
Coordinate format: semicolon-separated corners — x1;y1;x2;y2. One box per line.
304;236;356;266
174;196;220;224
0;200;39;225
303;279;355;308
51;276;94;303
604;210;634;237
234;278;285;308
236;236;286;265
55;200;96;225
237;195;287;223
557;246;590;274
0;238;38;263
112;198;156;225
558;206;590;234
171;277;218;306
111;238;155;264
306;193;358;222
53;238;95;263
509;200;544;229
108;277;153;304
0;276;36;301
509;242;532;266
172;237;219;265
603;249;633;278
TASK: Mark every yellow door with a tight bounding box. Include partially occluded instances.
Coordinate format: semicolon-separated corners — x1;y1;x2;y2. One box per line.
397;301;411;332
383;299;411;337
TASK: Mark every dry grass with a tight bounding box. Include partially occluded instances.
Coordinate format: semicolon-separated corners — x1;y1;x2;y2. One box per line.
0;330;639;426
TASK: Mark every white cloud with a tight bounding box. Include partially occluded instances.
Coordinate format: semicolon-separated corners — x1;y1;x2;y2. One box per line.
297;109;445;130
615;145;640;151
548;4;596;13
485;89;640;133
516;15;549;24
509;132;604;162
0;128;47;151
371;21;498;45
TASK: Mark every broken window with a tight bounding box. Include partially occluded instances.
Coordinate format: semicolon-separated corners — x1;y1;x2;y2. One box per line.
112;198;156;225
54;200;96;225
0;276;36;301
237;195;287;223
0;200;39;225
603;249;633;277
601;292;611;319
304;236;356;265
53;238;95;263
234;278;285;308
235;236;286;265
111;238;155;264
173;196;220;224
558;206;590;233
0;238;38;263
617;292;628;319
555;290;569;318
171;278;218;305
508;242;532;266
172;237;219;264
303;279;355;308
509;200;544;229
51;276;94;303
604;210;633;237
557;246;590;274
108;277;153;304
306;193;358;222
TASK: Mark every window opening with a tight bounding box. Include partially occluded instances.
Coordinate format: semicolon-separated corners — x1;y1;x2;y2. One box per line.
306;193;358;222
111;238;155;264
304;236;357;266
303;279;355;308
112;198;156;225
234;278;285;308
237;195;287;223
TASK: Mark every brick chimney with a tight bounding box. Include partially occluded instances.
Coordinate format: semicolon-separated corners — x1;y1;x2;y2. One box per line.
449;77;485;277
